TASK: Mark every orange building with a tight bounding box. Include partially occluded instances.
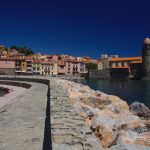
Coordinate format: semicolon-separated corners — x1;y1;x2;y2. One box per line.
98;56;142;78
109;57;142;78
109;57;142;69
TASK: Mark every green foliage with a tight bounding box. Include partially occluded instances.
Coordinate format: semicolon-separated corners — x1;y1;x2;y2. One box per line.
10;46;34;56
86;62;98;70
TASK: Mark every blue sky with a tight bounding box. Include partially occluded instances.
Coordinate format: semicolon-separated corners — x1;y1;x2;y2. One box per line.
0;0;150;58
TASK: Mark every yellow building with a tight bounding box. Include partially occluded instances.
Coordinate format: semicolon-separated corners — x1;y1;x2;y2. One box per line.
41;62;58;75
33;61;42;75
97;62;103;70
33;61;58;75
15;58;26;74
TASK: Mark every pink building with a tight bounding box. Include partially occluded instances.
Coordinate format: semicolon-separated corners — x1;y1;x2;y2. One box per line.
0;59;15;68
57;61;67;75
47;55;59;61
0;58;15;75
65;60;86;75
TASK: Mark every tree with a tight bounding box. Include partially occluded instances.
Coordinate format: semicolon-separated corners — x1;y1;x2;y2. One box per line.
85;62;98;70
10;46;34;56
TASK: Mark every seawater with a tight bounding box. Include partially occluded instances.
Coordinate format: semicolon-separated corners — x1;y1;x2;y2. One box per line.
73;79;150;108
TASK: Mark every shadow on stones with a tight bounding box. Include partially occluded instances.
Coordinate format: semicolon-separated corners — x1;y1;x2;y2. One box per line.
43;82;52;150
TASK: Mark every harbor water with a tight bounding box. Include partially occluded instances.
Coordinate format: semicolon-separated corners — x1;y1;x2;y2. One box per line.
73;79;150;108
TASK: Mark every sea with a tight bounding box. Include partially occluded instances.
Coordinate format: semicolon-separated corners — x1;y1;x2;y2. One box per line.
72;79;150;108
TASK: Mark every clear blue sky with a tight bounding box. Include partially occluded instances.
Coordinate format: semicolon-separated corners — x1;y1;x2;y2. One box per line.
0;0;150;58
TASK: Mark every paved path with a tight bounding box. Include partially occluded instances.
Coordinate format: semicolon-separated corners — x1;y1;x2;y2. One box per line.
0;79;103;150
0;82;48;150
50;79;103;150
0;85;27;109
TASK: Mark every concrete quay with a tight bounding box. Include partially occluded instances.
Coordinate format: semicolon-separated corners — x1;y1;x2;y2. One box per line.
0;81;48;150
0;77;103;150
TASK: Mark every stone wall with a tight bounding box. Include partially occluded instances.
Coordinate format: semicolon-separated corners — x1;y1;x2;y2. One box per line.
88;68;131;79
0;77;50;85
110;68;130;79
142;43;150;79
88;69;110;79
130;63;142;79
0;68;15;75
0;80;31;89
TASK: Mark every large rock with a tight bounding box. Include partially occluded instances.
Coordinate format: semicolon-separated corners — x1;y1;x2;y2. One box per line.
110;143;150;150
94;125;115;148
56;79;150;149
107;95;130;113
130;101;150;119
116;129;150;147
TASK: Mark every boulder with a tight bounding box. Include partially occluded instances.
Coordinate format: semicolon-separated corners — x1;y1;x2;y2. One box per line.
107;95;130;113
94;125;116;148
130;101;150;119
110;143;150;150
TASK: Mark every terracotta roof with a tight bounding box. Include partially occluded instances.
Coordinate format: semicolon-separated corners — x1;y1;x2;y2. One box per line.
110;57;142;62
0;57;25;61
130;60;142;64
33;59;57;64
66;60;83;63
25;56;33;60
83;56;91;59
33;60;42;63
58;61;65;66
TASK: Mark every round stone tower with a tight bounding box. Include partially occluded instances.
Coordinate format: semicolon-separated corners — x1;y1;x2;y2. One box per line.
142;38;150;79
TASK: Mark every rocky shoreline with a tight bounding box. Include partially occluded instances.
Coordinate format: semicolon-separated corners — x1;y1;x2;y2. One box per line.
54;79;150;150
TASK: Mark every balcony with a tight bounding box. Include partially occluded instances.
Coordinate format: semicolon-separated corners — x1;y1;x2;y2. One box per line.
15;66;21;68
26;67;33;70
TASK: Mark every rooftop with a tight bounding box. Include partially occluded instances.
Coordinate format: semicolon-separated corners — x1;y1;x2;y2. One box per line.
110;57;142;62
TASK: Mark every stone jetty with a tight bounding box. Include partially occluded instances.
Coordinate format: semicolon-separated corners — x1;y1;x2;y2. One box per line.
0;77;149;150
50;79;103;150
55;79;150;150
0;78;103;150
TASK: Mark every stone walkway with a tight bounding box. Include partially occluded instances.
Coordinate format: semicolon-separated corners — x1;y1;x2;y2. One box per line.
0;82;48;150
0;79;103;150
50;79;103;150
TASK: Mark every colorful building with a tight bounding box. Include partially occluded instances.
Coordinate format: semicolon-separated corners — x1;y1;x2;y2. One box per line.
57;61;66;75
98;56;142;78
0;58;15;75
65;61;86;75
25;57;33;74
15;58;26;75
33;60;42;75
41;62;58;75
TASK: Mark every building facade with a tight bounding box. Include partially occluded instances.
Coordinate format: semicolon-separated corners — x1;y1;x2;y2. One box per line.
65;61;86;75
25;57;33;74
15;58;26;75
33;61;42;75
41;62;58;75
0;58;15;75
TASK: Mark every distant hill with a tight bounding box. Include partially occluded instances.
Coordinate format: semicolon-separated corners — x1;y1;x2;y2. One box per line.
10;46;34;56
